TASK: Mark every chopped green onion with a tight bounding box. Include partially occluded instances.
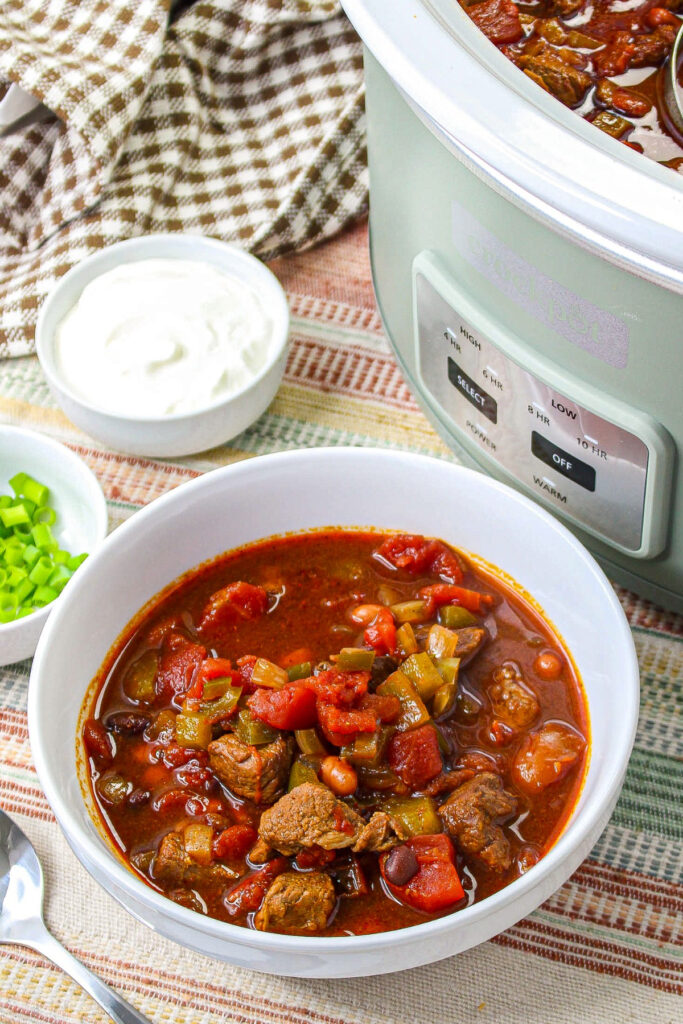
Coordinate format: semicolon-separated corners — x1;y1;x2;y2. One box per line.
21;544;41;569
29;557;54;586
0;470;90;623
34;506;56;526
0;504;30;528
8;473;28;497
32;584;58;607
31;523;57;551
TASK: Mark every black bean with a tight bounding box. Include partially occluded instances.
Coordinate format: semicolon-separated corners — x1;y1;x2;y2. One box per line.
384;844;419;887
103;711;151;735
370;655;398;690
127;788;151;808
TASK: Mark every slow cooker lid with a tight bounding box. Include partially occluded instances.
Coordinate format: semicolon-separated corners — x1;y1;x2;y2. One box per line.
343;0;683;292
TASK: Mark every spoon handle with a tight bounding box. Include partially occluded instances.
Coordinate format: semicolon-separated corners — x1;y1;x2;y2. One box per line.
28;928;154;1024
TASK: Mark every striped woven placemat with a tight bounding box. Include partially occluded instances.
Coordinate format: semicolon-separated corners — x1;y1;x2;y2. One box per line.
0;221;682;1024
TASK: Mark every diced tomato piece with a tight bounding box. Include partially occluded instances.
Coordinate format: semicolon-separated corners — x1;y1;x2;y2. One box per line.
387;724;443;788
235;654;258;693
317;701;377;744
375;534;464;584
381;835;464;913
364;607;397;655
294;846;337;870
247;683;318;731
359;693;402;723
304;669;370;707
419;583;493;616
156;633;207;698
212;825;258;861
466;0;523;44
224;858;288;916
198;581;268;632
184;657;237;700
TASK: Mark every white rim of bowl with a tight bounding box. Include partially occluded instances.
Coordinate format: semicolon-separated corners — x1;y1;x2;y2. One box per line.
28;447;640;953
0;425;108;640
35;234;290;424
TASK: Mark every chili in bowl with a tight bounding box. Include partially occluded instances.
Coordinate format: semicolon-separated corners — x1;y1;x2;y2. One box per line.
28;448;638;978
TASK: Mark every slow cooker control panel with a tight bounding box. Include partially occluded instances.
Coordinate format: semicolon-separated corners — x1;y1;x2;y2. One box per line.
413;254;672;558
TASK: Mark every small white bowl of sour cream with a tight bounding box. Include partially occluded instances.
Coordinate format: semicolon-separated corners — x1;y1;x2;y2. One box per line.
36;235;290;458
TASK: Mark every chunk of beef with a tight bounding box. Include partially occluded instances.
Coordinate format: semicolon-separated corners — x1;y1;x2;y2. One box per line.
152;832;190;885
467;0;524;44
152;831;237;888
258;782;364;855
438;772;517;872
512;721;586;794
453;627;487;665
519;52;592;106
353;812;409;853
208;733;293;805
489;664;539;730
629;24;677;67
254;871;336;934
249;837;275;864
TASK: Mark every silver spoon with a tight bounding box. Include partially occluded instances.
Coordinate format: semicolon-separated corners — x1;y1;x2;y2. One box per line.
0;806;154;1024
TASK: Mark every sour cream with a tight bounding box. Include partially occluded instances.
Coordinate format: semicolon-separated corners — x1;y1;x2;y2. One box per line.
54;258;276;417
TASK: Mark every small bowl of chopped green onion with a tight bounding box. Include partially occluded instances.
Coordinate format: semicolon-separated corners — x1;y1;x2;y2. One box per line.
0;426;108;666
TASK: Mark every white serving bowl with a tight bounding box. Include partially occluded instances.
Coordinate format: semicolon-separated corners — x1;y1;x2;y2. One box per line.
0;426;108;666
35;234;290;458
28;448;639;977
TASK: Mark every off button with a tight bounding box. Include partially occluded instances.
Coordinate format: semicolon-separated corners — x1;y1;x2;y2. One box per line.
531;431;596;492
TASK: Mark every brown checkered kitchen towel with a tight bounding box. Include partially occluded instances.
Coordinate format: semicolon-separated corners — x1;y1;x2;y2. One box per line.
0;0;366;358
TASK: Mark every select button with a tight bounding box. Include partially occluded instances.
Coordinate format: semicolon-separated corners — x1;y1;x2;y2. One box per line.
532;431;596;492
448;357;497;424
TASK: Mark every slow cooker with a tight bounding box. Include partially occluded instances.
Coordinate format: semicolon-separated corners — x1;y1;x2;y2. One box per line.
342;0;683;613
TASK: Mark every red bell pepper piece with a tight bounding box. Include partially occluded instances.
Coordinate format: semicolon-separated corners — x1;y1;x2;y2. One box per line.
247;683;318;731
387;724;443;788
381;835;465;913
419;583;493;616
